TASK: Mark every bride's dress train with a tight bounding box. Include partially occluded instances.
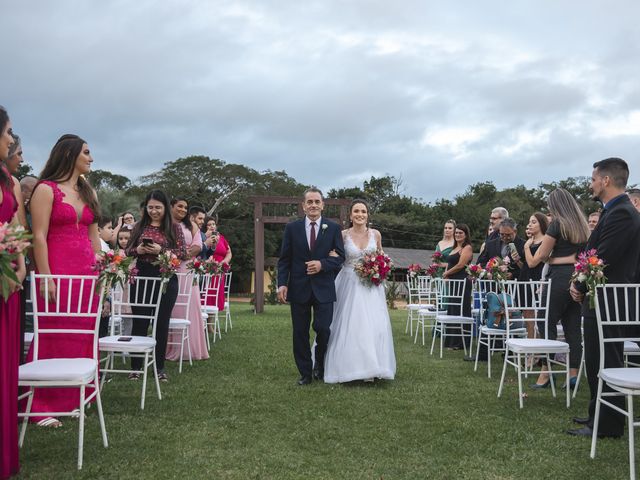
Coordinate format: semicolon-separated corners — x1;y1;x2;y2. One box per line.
324;230;396;383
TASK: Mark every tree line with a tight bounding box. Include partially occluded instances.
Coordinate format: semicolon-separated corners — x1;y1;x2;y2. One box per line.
18;157;604;292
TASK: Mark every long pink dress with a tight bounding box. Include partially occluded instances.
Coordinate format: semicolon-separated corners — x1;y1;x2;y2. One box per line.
205;233;229;310
166;223;209;361
24;181;99;422
0;171;20;479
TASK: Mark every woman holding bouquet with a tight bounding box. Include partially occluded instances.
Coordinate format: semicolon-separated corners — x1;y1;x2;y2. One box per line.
28;134;101;428
435;219;456;265
126;190;187;381
524;189;588;388
324;199;396;383
0;106;24;479
166;197;208;362
442;224;473;349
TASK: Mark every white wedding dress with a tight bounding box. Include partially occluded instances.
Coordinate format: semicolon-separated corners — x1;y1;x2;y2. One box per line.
323;230;396;383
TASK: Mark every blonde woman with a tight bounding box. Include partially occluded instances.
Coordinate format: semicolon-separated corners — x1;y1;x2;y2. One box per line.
525;188;589;388
435;219;456;267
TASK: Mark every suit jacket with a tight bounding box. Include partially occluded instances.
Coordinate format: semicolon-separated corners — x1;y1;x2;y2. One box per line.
477;235;525;279
277;218;345;304
579;194;640;293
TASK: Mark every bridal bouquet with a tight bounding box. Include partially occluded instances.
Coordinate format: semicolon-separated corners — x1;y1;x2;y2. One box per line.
153;250;181;292
466;263;486;282
571;248;607;309
94;249;138;298
354;250;393;287
407;263;423;278
485;256;509;283
0;222;32;300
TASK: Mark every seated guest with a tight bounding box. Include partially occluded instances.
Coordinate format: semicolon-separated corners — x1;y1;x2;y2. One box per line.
477;218;525;279
587;211;601;231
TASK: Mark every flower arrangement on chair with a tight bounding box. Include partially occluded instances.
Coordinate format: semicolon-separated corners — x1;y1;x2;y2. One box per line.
153;251;181;292
203;256;231;275
571;248;607;309
0;222;31;300
186;257;207;284
354;250;393;287
466;263;486;282
485;256;510;284
93;249;138;298
407;263;423;278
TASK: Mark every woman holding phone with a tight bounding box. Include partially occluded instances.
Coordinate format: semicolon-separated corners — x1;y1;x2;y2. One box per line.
126;190;187;381
202;217;232;322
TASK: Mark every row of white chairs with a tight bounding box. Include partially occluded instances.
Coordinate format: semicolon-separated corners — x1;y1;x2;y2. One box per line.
18;271;233;470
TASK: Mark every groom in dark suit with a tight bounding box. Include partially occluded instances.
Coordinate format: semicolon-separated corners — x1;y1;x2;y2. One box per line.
569;157;640;438
277;188;345;385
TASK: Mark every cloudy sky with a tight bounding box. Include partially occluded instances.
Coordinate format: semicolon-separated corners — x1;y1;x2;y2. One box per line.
4;1;640;202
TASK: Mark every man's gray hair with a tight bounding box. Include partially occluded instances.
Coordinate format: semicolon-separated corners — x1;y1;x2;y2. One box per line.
492;207;509;219
303;186;324;200
499;217;517;230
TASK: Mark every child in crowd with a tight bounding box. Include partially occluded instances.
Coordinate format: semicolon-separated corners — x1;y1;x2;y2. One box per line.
117;226;132;250
97;216;114;252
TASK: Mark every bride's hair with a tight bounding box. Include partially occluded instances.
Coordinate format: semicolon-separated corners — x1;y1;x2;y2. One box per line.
348;198;370;228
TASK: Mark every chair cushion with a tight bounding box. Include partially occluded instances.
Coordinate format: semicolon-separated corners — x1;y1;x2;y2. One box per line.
19;358;97;383
169;318;191;327
436;315;474;324
506;338;569;353
203;306;219;314
624;341;640;354
99;335;156;352
600;368;640;389
480;326;526;335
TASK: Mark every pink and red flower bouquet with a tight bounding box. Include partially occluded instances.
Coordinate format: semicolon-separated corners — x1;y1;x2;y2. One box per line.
571;248;607;309
0;222;31;300
354;250;393;287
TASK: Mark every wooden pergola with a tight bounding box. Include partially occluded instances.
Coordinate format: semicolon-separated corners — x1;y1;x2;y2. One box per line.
248;195;351;313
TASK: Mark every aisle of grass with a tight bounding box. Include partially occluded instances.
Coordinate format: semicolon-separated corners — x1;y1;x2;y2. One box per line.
18;303;630;479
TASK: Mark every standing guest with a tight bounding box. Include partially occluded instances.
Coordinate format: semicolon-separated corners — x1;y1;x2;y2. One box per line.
434;219;456;267
28;134;102;428
526;189;588;388
0;106;24;480
520;212;549;338
478;218;525;279
569;158;640;439
442;224;473;349
189;206;207;257
587;211;601;231
166;197;209;362
97;216;114;252
627;188;640;212
121;211;136;225
126;190;187;382
486;207;509;242
202;217;232;323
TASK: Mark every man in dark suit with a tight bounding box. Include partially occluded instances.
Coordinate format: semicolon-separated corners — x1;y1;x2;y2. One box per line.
477;218;525;279
569;157;640;438
278;188;345;385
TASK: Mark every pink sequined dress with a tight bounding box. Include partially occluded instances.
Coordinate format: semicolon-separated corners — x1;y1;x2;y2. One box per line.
0;169;19;479
24;180;99;422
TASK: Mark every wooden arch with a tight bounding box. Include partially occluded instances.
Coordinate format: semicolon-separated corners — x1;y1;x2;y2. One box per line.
248;196;351;313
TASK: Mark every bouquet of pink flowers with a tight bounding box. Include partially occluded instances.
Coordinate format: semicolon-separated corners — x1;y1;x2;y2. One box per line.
425;263;441;278
407;263;423;278
0;222;32;300
485;256;510;283
94;249;138;298
571;248;607;309
203;256;231;275
354;250;393;287
431;251;444;264
186;257;207;284
153;250;181;292
466;263;486;281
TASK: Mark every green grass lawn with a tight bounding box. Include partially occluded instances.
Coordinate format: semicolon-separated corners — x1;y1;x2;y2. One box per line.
17;304;629;479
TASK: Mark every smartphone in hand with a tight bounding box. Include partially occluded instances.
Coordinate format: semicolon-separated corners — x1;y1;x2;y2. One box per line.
141;238;153;246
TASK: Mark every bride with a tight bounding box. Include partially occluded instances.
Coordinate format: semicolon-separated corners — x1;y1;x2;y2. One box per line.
323;199;396;383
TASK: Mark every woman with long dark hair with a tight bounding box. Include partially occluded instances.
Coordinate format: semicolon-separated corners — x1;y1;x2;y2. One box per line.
166;197;208;362
0;106;23;479
26;134;101;428
526;189;589;388
126;190;187;381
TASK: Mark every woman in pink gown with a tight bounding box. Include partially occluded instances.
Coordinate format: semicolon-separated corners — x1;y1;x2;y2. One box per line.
202;217;232;312
166;197;209;361
0;107;24;480
27;134;101;427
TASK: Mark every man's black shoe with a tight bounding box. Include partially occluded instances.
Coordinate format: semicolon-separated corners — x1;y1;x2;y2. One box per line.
567;426;621;439
297;375;312;386
572;416;591;425
312;369;324;381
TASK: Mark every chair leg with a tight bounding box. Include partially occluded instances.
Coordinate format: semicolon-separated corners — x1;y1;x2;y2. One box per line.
413;318;420;344
429;323;437;355
152;352;162;401
628;394;635;480
547;355;557;398
227;308;232;330
178;329;185;374
78;385;86;470
517;353;524;409
497;350;509;398
141;353;149;410
204;316;211;351
93;375;108;448
487;335;492;379
590;378;604;458
439;324;444;359
19;389;33;447
474;332;482;372
573;348;585;399
565;357;570;408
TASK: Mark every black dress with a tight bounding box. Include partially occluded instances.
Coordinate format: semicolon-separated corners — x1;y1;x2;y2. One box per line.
444;251;472;348
519;242;544;281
